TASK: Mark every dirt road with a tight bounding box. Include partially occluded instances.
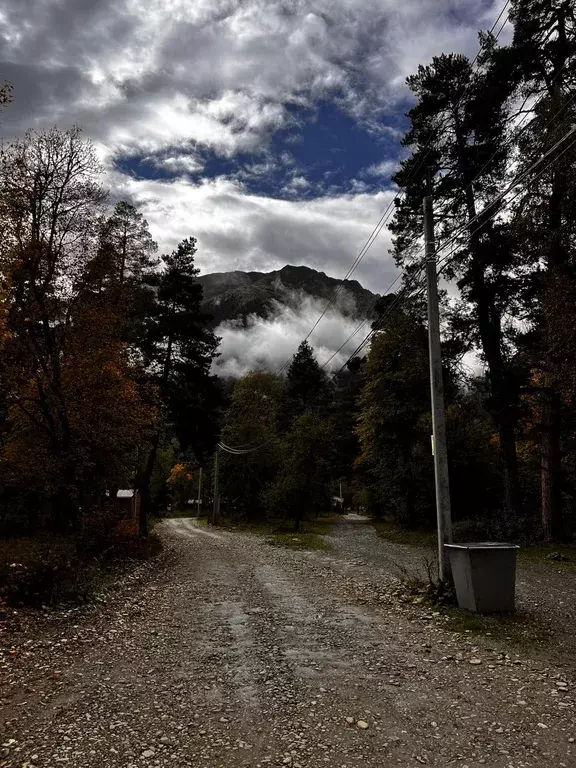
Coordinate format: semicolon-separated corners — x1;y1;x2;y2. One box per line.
1;517;575;767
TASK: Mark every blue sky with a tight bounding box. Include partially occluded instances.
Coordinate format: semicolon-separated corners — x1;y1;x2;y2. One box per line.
116;101;408;200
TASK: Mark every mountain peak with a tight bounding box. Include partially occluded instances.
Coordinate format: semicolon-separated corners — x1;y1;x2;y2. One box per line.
198;264;378;328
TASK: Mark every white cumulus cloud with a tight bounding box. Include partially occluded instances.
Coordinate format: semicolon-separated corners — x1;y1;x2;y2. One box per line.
105;171;399;293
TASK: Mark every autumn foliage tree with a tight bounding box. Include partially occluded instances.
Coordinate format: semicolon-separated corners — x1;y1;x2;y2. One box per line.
0;128;158;530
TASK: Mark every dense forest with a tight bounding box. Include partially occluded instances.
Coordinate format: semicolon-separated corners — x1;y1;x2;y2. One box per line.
0;0;575;604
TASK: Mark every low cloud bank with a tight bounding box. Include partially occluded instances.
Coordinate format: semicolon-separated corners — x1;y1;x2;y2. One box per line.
213;295;370;378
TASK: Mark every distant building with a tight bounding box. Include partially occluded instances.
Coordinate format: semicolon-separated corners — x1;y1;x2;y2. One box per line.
116;489;140;524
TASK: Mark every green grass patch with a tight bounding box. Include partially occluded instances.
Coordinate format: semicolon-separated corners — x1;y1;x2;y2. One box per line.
161;507;199;519
218;520;273;535
372;520;435;548
517;544;576;570
264;516;340;551
440;605;550;647
209;514;341;551
374;522;576;572
267;532;332;551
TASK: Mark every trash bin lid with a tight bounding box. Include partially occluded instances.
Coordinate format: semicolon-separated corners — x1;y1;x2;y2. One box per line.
445;542;519;550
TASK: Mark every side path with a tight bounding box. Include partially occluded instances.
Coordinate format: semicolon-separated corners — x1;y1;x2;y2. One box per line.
0;517;573;768
327;517;576;659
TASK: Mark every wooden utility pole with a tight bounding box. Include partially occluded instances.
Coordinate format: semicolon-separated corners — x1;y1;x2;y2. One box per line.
197;467;203;517
424;194;453;581
212;449;220;525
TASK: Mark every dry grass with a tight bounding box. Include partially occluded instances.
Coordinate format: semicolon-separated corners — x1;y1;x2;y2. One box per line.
211;514;341;552
372;520;435;548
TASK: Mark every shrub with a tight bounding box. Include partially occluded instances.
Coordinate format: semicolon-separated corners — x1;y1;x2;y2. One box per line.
0;537;81;606
77;504;124;558
0;512;162;607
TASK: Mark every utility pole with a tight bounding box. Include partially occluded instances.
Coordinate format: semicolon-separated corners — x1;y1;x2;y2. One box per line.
424;194;453;581
197;467;203;518
212;449;220;525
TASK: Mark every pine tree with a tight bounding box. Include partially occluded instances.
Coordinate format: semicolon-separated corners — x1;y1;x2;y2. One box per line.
220;372;284;521
102;201;159;283
356;308;434;525
263;411;334;532
284;340;328;422
501;0;576;539
137;238;221;533
390;48;524;516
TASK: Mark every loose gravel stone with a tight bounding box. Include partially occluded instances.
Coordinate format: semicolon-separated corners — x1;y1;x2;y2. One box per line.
0;516;575;768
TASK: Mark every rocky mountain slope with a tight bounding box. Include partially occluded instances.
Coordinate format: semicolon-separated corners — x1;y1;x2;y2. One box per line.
198;264;378;327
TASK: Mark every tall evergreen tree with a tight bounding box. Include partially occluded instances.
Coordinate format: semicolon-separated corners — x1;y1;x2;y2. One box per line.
220;371;284;520
137;238;221;533
284;340;328;422
390;49;524;516
356;308;434;525
263;410;334;532
102;201;159;283
500;0;576;538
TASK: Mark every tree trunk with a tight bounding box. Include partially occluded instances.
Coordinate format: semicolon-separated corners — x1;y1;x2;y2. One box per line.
534;11;572;534
540;384;562;541
540;147;568;538
138;434;160;537
499;420;521;518
453;115;522;517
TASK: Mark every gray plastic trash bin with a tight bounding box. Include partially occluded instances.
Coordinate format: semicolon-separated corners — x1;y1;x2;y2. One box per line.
445;542;520;613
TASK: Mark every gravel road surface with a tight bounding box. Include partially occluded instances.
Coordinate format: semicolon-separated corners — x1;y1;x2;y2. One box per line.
1;516;575;768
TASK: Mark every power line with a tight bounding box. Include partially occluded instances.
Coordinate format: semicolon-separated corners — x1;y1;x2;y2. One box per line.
327;88;576;374
327;276;426;374
328;123;576;376
393;109;576;290
276;1;512;377
471;0;510;68
346;127;576;373
455;60;574;209
437;126;576;275
435;122;576;265
295;8;572;385
276;190;401;376
217;440;272;455
322;211;458;368
321;271;406;368
489;3;511;48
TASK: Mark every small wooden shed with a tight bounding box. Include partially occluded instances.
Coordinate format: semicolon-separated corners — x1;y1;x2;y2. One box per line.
116;489;141;525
